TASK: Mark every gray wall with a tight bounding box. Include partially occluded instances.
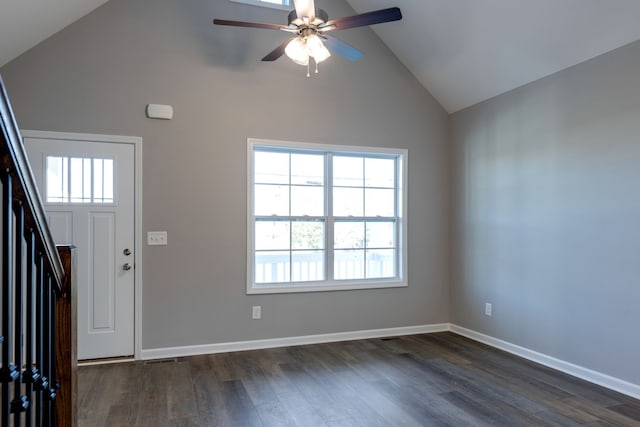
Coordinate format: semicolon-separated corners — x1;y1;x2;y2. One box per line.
1;0;450;350
450;40;640;384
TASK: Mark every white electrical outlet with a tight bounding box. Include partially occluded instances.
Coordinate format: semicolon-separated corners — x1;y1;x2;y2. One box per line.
485;303;492;316
252;305;261;319
147;231;168;246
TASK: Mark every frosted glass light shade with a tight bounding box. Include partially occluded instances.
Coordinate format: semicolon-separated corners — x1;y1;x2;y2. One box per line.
306;34;331;63
285;37;309;66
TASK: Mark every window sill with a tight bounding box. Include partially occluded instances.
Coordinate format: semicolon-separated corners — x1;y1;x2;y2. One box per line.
247;279;408;294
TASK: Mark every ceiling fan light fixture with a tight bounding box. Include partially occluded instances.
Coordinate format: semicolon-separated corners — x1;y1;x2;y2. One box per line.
285;37;309;66
214;1;403;71
306;34;331;63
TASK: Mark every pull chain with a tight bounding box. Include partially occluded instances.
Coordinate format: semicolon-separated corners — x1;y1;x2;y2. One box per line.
307;61;310;78
315;60;319;74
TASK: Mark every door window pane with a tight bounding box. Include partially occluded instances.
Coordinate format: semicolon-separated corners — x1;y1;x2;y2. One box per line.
46;156;114;203
102;159;114;202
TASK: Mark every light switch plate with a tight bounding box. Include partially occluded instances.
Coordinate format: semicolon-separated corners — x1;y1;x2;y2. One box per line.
147;231;168;245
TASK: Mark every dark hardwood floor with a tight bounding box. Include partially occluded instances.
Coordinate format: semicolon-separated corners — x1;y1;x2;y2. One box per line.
78;332;640;426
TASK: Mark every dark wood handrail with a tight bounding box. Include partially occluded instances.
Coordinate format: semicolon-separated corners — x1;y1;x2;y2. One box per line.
0;74;64;289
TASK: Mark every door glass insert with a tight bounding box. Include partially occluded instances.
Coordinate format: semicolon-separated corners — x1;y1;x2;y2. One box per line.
46;156;114;203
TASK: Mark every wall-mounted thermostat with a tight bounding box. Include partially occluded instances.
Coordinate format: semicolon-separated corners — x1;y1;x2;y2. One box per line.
146;104;173;120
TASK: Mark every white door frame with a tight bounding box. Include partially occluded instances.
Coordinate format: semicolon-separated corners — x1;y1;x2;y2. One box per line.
22;130;143;360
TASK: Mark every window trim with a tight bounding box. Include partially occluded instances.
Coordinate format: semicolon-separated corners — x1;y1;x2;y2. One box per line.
229;0;291;11
247;138;408;294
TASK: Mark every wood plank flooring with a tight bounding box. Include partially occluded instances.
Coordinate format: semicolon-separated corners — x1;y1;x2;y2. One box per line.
77;332;640;426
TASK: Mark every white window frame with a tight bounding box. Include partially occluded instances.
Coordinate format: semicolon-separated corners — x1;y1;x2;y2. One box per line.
247;138;408;294
229;0;291;11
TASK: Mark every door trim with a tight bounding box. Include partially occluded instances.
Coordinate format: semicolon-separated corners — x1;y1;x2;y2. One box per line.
22;130;143;360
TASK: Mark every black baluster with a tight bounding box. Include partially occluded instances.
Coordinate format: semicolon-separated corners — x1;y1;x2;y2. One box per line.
1;169;19;426
24;229;37;427
35;253;45;427
11;202;28;425
42;279;54;427
50;283;58;425
42;274;52;424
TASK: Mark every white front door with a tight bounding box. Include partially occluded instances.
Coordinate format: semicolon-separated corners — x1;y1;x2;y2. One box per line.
25;134;136;360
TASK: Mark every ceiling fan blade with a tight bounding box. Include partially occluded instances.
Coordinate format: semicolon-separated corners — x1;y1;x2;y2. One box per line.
324;7;402;31
293;0;316;20
321;35;364;62
213;19;287;31
262;38;295;61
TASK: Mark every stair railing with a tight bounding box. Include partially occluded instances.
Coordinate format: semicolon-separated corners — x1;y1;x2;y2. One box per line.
0;74;76;426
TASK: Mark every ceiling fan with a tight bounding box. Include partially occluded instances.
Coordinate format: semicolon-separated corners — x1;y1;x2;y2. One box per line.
213;0;402;75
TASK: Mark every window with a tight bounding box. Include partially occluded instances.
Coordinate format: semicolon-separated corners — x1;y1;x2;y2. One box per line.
230;0;290;10
46;156;114;204
248;139;407;294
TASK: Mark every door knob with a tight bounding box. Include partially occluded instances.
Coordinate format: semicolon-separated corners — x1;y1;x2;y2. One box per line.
123;263;132;271
123;248;132;256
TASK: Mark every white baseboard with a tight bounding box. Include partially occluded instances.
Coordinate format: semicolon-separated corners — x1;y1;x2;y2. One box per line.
79;357;135;367
140;323;449;360
141;322;640;401
449;324;640;400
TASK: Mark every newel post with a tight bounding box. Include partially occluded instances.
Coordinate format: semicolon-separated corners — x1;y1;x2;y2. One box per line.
56;245;77;427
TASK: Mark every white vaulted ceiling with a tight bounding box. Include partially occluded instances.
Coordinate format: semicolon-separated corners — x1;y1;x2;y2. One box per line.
0;0;109;68
346;0;640;112
2;0;640;112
